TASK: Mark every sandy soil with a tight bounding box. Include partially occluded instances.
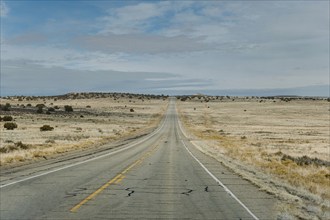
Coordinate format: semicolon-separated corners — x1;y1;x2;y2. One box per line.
0;93;168;166
177;96;329;219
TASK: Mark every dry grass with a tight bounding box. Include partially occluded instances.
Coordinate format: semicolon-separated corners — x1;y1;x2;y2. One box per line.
0;93;168;166
177;97;330;219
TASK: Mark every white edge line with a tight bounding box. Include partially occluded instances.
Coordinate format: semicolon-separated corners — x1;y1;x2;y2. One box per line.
0;113;168;189
176;106;259;220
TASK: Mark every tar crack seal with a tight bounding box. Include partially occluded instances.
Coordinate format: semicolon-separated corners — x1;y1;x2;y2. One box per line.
65;187;87;198
181;189;193;196
125;188;135;197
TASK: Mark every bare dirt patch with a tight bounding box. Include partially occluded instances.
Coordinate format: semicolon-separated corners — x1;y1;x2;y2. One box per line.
177;96;329;219
0;93;168;166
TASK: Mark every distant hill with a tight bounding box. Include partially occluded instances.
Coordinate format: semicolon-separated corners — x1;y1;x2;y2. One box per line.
167;85;330;97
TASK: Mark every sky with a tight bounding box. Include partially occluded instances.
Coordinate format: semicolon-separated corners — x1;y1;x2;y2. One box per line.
0;0;329;96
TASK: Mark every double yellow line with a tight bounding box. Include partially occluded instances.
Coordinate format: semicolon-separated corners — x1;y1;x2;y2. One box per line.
70;145;159;213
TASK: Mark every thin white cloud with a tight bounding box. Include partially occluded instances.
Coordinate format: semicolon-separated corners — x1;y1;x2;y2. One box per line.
6;33;48;45
0;1;9;17
75;34;211;54
1;44;125;71
1;60;213;96
100;1;171;34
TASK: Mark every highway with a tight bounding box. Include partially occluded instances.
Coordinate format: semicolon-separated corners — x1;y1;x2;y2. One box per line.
0;99;276;219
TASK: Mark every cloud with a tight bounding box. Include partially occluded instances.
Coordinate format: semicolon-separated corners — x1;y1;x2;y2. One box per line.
0;60;212;96
0;1;9;17
1;1;328;96
75;34;212;54
1;44;124;71
100;1;172;34
6;33;48;45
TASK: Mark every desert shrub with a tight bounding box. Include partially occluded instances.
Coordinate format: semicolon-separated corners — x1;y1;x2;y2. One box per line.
36;104;45;108
86;105;91;108
40;125;54;131
27;103;32;107
130;108;134;112
15;141;29;150
281;154;330;167
4;122;17;130
37;107;43;114
64;105;73;112
1;103;11;111
45;139;55;144
2;116;13;121
54;106;60;109
48;107;55;112
8;145;19;151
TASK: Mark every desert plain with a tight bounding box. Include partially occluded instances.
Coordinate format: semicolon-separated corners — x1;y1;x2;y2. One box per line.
177;95;329;219
0;93;329;219
0;93;168;166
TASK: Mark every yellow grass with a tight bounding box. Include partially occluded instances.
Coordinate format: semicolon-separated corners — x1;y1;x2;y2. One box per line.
177;97;330;218
0;94;168;166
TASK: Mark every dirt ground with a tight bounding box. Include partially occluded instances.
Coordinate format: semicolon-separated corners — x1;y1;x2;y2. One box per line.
177;96;329;219
0;93;168;166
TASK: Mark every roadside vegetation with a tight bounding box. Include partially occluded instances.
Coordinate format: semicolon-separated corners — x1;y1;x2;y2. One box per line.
0;92;168;166
177;95;329;219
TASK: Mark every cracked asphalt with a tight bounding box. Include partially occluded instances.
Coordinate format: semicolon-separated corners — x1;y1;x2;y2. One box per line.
0;99;278;219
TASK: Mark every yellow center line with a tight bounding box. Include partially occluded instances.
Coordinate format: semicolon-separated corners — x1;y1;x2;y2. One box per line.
115;175;125;184
70;145;159;213
70;173;122;212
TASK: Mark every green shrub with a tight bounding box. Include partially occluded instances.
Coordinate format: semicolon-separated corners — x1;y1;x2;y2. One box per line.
40;125;54;131
64;105;73;112
36;104;45;108
2;116;13;121
15;141;29;150
37;107;43;114
4;122;17;130
1;103;11;111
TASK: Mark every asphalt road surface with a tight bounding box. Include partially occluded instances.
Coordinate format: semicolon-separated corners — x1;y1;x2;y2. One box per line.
0;99;277;219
